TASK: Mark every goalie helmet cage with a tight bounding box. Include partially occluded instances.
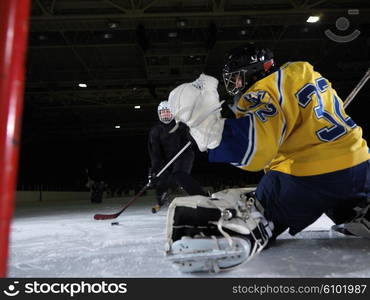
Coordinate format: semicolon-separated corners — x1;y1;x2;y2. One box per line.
0;0;31;277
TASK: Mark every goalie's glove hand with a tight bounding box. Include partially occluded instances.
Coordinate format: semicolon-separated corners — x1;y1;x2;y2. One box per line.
168;74;225;152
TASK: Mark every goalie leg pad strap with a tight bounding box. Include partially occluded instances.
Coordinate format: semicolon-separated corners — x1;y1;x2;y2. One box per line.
165;194;238;251
167;237;251;273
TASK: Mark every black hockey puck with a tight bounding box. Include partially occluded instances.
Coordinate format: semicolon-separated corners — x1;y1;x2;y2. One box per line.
111;222;119;226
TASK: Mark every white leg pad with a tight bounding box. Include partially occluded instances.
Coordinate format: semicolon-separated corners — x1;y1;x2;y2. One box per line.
166;237;251;273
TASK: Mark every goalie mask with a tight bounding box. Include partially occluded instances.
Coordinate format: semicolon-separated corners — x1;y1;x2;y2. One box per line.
222;43;275;96
157;101;174;124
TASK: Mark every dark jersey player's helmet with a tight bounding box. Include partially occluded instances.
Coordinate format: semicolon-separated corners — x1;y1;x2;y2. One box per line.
222;43;275;95
157;100;174;124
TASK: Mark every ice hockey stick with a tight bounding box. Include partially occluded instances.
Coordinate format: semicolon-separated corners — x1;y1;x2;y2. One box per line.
93;141;192;220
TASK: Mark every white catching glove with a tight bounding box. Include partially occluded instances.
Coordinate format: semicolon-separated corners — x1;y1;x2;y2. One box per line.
168;74;225;152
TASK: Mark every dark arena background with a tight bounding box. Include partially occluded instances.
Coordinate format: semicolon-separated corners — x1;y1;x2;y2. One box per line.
19;0;369;193
1;0;370;282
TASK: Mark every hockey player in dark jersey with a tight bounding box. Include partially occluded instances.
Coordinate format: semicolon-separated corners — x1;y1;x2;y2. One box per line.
148;101;206;213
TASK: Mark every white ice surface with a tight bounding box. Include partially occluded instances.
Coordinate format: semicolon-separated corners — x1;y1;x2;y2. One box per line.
8;196;370;278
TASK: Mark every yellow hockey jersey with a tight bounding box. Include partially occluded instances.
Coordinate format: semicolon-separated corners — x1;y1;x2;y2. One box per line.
213;61;369;176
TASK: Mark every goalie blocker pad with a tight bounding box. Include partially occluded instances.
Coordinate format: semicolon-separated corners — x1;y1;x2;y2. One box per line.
165;188;274;272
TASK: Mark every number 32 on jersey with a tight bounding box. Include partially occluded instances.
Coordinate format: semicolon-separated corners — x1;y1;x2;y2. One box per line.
296;77;356;142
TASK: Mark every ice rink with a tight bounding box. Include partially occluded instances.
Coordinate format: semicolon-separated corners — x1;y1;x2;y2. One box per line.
8;195;370;278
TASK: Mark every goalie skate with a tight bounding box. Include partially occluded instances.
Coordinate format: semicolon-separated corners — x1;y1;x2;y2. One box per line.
344;219;370;239
166;236;251;273
330;224;357;238
344;198;370;239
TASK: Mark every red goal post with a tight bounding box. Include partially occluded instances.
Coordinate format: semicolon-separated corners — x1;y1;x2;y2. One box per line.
0;0;31;277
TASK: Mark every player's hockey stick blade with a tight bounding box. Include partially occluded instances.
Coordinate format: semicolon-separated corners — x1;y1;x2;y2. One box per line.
93;184;150;220
93;141;192;220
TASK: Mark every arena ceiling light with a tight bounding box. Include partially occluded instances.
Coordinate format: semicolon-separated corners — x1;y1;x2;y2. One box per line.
38;34;47;41
168;32;178;38
176;19;187;28
241;17;252;25
115;125;121;129
78;83;87;88
134;105;141;109
103;33;113;39
108;21;120;29
306;16;320;23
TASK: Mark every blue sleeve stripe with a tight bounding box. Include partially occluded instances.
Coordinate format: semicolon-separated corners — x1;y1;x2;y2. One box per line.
236;106;247;113
279;122;287;146
241;113;256;165
208;113;256;166
277;69;283;106
276;68;287;145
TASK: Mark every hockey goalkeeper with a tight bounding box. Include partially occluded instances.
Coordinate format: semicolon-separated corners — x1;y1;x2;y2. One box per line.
165;44;370;273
